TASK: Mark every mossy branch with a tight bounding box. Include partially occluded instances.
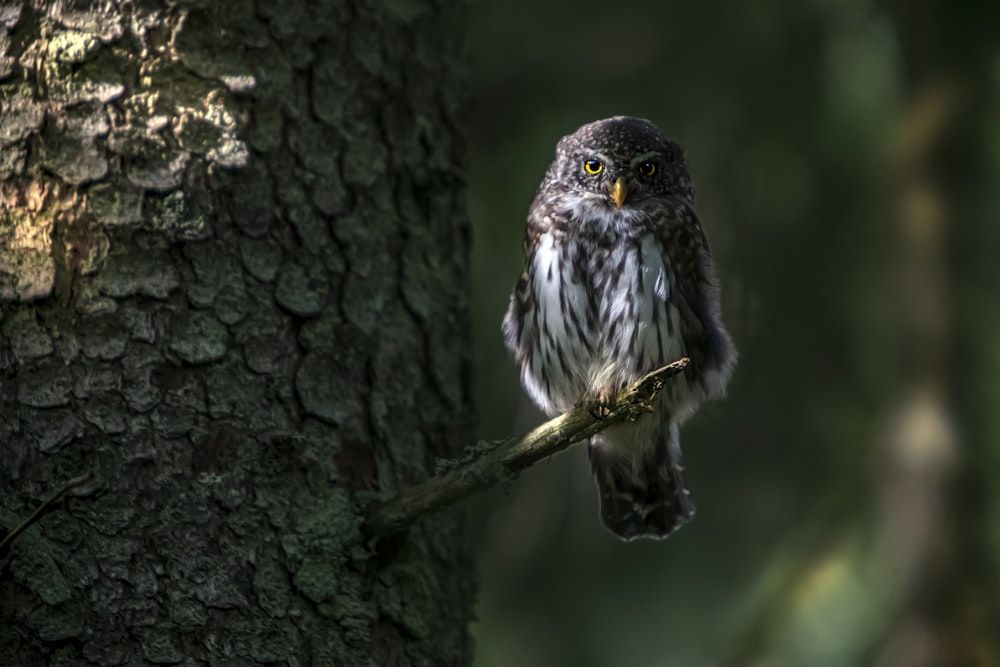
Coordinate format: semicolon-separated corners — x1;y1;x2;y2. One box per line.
365;357;689;538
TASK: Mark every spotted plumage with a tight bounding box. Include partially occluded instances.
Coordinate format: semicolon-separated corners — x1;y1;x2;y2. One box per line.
503;116;736;540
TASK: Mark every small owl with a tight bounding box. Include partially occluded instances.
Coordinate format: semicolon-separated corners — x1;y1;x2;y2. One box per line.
503;116;736;540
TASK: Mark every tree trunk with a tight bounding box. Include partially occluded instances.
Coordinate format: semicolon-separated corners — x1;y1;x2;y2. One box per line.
0;2;475;665
876;0;1000;663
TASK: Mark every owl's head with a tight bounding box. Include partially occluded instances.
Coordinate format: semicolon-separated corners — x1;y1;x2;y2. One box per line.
548;116;694;212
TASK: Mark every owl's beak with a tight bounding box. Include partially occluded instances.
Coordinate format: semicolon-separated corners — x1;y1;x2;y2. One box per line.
610;178;628;208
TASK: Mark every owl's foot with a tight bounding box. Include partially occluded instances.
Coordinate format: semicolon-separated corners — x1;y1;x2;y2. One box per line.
586;390;617;420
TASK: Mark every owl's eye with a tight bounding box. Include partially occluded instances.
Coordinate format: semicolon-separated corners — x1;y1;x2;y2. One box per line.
638;161;657;176
583;160;604;175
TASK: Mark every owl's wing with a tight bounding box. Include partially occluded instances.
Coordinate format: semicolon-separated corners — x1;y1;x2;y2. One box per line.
657;200;735;396
501;225;541;368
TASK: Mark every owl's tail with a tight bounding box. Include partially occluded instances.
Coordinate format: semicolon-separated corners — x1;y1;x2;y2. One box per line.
588;421;695;541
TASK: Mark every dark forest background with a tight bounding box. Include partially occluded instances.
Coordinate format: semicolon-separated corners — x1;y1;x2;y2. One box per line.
464;0;1000;665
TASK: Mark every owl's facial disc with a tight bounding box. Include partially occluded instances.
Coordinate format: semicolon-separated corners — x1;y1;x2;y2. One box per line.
610;178;628;208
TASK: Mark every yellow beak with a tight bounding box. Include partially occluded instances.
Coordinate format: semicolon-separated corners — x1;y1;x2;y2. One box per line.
610;178;628;208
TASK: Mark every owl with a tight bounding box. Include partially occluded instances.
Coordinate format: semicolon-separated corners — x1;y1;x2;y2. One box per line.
503;116;736;540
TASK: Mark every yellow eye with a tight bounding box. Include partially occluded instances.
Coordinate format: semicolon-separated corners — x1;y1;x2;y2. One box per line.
584;160;604;175
638;161;656;176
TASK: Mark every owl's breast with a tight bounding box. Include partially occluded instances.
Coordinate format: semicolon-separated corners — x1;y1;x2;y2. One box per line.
587;233;687;394
517;231;595;414
515;229;692;415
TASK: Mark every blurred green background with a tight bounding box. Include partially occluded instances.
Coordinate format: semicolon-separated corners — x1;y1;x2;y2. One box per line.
464;0;1000;665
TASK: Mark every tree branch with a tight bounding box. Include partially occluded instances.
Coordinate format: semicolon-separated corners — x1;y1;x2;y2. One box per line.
365;358;689;538
0;469;93;558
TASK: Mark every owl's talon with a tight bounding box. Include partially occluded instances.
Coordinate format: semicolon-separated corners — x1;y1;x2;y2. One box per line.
587;401;611;420
587;392;616;420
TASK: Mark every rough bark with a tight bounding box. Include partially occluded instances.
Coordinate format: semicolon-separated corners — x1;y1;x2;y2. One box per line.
0;2;475;666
